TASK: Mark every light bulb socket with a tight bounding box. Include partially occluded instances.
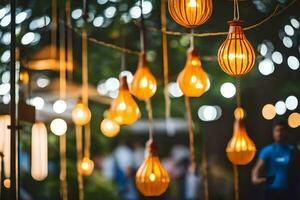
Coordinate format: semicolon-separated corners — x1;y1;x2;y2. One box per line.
120;76;129;90
138;53;147;68
146;139;157;156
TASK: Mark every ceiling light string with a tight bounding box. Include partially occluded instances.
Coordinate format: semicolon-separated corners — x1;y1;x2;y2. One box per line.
160;0;171;120
62;0;294;59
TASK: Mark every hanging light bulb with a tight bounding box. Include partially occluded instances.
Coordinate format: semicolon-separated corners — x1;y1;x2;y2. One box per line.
136;140;170;196
50;118;67;136
218;20;256;76
110;76;140;125
3;178;10;189
19;68;29;84
0;115;10;179
226;117;256;165
31;122;48;181
100;118;120;138
168;0;212;28
78;157;94;176
177;48;208;97
72;101;91;126
131;53;157;100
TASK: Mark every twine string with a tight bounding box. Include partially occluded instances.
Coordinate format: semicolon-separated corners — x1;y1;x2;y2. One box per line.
185;97;196;173
146;99;154;141
59;134;68;200
75;126;84;200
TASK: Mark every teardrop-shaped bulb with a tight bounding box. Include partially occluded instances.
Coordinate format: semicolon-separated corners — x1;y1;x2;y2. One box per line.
136;140;170;196
110;76;140;125
226;118;256;165
218;20;256;76
177;48;208;97
131;54;157;100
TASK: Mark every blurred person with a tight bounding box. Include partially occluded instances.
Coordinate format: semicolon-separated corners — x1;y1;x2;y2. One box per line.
184;165;201;200
113;143;138;200
251;121;293;200
288;141;300;199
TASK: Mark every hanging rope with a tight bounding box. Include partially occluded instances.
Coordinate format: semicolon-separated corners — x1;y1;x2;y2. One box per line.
51;0;57;59
84;125;91;159
146;99;154;141
82;31;88;105
233;0;240;20
185;97;196;173
59;5;66;100
160;0;171;120
233;164;239;200
139;0;146;53
190;29;195;49
75;126;84;200
59;135;68;200
236;77;241;108
66;0;74;80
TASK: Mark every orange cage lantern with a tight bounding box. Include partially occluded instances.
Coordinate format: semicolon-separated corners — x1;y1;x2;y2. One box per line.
218;20;255;76
168;0;213;28
226;118;256;165
110;76;140;125
136;140;170;196
131;53;157;100
177;48;208;97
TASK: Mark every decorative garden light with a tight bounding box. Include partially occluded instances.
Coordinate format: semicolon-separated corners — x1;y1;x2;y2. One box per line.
31;122;48;181
0;115;10;178
50;118;67;136
218;20;256;76
168;0;212;28
78;157;94;176
100;118;120;138
177;48;208;97
226;116;256;165
136;140;170;196
72;101;91;126
131;53;157;100
110;76;140;125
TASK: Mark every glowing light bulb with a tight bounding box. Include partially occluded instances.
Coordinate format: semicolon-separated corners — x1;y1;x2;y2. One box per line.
79;157;94;176
177;48;208;97
50;118;67;136
110;76;140;125
31;122;48;181
218;20;255;76
226;118;256;165
136;140;170;196
131;53;157;100
3;179;10;189
72;102;91;126
168;0;212;28
100;118;120;138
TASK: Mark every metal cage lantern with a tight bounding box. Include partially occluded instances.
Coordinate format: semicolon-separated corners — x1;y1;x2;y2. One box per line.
218;20;256;76
168;0;213;28
135;140;170;197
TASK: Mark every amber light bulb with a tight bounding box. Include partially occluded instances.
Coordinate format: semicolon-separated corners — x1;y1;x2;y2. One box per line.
218;20;256;76
78;157;94;176
226;118;256;165
177;48;208;97
110;76;140;125
72;101;91;126
131;53;157;100
100;117;120;138
136;140;170;197
168;0;212;28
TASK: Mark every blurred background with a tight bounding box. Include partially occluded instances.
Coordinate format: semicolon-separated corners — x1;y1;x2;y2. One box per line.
0;0;299;199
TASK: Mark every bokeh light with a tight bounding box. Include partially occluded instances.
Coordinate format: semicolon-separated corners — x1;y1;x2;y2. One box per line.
288;113;300;128
50;118;67;136
275;101;286;115
287;56;299;70
262;104;276;120
220;82;236;98
285;95;298;110
258;59;275;76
